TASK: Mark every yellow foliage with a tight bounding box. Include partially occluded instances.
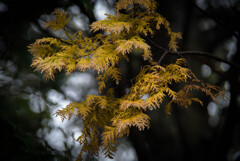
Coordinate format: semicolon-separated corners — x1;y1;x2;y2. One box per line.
113;111;150;132
43;8;71;31
96;66;121;93
115;36;152;61
120;99;146;110
91;13;133;35
115;0;157;13
55;102;77;122
28;0;182;81
101;126;118;159
31;56;65;80
169;32;182;51
28;0;224;160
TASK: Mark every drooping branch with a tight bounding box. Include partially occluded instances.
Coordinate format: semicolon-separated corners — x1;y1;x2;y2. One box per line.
177;51;240;67
146;37;240;69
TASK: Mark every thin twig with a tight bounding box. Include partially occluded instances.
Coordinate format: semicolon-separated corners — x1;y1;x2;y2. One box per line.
63;27;73;42
145;37;167;51
157;51;168;65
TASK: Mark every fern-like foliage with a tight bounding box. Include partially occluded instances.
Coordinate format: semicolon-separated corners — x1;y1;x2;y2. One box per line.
28;0;224;160
42;8;71;31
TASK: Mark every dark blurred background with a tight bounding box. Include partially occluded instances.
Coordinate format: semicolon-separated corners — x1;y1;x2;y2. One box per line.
0;0;240;161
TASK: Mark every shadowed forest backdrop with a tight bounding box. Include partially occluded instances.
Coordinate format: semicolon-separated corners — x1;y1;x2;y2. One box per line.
0;0;240;161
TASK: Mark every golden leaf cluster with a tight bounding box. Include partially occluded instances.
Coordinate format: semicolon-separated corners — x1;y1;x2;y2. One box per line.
55;59;221;159
28;0;224;160
43;8;71;31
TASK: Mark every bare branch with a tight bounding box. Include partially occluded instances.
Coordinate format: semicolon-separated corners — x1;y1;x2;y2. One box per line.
157;51;168;65
145;37;240;68
176;51;240;68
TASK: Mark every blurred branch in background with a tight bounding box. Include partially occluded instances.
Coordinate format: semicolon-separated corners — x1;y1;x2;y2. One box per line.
192;1;239;39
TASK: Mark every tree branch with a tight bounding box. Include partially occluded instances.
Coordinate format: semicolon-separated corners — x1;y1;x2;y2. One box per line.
177;51;240;68
33;21;72;45
146;37;240;68
192;2;239;39
157;51;168;65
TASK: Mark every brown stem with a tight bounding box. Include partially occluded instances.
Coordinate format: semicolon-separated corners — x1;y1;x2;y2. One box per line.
157;51;168;65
